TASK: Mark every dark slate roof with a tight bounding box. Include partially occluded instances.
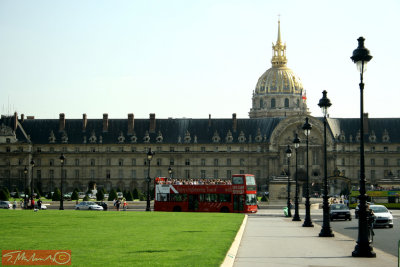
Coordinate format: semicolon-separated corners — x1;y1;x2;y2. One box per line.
2;116;400;144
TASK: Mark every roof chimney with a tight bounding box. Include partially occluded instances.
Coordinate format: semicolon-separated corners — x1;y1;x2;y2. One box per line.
128;113;134;135
59;113;65;132
13;112;18;131
103;113;108;132
149;113;156;133
82;113;87;132
208;114;212;127
232;113;237;132
21;114;25;123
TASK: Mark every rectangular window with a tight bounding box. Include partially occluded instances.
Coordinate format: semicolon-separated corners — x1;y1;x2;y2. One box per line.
313;150;319;165
50;147;54;152
201;170;206;178
370;159;375;166
106;158;111;166
201;159;206;166
371;147;375;152
119;159;124;166
119;147;124;152
131;147;136;152
226;170;231;178
201;147;206;152
384;147;388;152
118;169;123;179
227;146;231;152
106;170;111;179
185;170;190;179
62;147;67;153
341;158;345;165
240;159;245;166
75;159;79;166
132;159;136;166
90;170;95;179
157;158;162;166
214;159;219;166
131;170;136;179
170;147;175;152
256;158;261;166
185;159;190;166
227;158;231;166
170;158;174;166
370;170;375;181
90;159;95;166
49;170;54;179
75;170;79;179
157;147;162;152
185;147;190;152
240;170;245;174
214;147;218;152
37;147;42;153
36;170;41;179
106;147;111;152
91;147;96;152
36;159;41;166
49;159;54;166
384;159;389;167
75;147;80;152
214;170;218;179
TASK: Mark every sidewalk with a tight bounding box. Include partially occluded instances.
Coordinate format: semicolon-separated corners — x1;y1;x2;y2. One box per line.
232;212;397;267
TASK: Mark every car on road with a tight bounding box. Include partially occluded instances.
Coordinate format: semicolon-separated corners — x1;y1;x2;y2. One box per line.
330;203;351;221
75;201;104;211
0;201;12;209
95;201;108;211
370;205;393;228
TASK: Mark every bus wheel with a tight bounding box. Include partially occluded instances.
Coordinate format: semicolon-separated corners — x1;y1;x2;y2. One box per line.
220;207;229;213
173;206;182;212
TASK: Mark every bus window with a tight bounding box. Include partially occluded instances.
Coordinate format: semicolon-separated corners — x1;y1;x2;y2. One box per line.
157;193;169;202
232;176;244;185
246;194;257;205
219;194;231;202
201;194;218;202
246;176;256;185
170;194;187;202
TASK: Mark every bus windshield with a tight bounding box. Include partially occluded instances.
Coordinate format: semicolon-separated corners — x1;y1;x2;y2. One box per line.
246;194;257;205
246;176;256;185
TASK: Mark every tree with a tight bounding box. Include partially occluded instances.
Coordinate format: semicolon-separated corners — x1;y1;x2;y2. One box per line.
0;189;9;201
13;187;19;198
3;187;10;200
125;191;133;201
108;188;117;201
71;190;79;201
83;195;90;201
96;190;104;201
52;188;61;201
132;188;139;200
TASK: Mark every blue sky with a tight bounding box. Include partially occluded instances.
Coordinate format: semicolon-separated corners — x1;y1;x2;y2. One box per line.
0;0;399;119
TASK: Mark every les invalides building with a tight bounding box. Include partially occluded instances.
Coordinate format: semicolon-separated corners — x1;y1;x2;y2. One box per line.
1;21;400;198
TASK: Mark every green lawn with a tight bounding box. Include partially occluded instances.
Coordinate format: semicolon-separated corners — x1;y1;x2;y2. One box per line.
0;210;244;266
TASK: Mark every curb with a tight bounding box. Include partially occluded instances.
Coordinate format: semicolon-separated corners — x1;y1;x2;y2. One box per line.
220;215;248;267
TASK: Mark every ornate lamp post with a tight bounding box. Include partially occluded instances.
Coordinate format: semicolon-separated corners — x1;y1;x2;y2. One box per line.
59;154;65;210
168;166;173;179
146;148;155;211
292;134;301;221
24;166;28;208
302;117;313;227
29;160;35;209
351;37;375;257
286;145;292;217
318;90;334;237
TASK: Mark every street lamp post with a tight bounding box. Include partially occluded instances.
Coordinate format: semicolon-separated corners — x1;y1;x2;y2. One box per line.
168;166;173;179
292;134;301;221
351;37;375;257
59;154;65;210
286;145;292;217
24;166;28;209
146;148;155;211
318;90;334;237
302;117;313;227
30;160;35;209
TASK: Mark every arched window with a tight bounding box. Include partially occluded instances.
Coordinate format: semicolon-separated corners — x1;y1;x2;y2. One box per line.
271;98;276;108
284;98;289;108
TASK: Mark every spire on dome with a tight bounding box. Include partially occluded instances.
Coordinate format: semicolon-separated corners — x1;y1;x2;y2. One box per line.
271;19;287;67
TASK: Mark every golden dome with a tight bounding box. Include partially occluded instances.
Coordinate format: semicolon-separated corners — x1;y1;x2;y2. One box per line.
255;20;304;95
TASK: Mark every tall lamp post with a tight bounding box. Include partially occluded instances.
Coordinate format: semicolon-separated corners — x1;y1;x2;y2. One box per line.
286;145;292;217
351;37;375;257
59;154;65;210
292;134;301;221
146;148;155;211
302;117;313;227
24;166;28;208
318;90;334;237
30;160;35;209
168;166;173;179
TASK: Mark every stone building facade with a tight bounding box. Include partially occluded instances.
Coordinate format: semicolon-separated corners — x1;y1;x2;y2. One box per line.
1;21;399;196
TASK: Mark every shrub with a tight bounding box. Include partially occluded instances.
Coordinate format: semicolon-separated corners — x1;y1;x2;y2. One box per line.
3;187;10;200
125;191;133;201
132;188;139;200
71;190;79;201
83;195;90;201
96;190;104;201
108;189;117;201
0;189;9;201
52;188;61;201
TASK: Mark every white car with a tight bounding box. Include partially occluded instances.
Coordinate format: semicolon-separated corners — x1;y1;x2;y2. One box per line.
0;201;12;209
75;201;104;211
370;205;393;228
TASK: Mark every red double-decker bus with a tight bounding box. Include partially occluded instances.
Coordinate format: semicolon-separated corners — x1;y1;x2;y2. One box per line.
154;174;257;213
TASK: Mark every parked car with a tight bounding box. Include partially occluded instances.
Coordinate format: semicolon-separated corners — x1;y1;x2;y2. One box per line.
330;203;351;221
370;205;393;228
0;201;12;209
78;192;86;199
95;201;108;211
75;201;104;211
355;202;373;219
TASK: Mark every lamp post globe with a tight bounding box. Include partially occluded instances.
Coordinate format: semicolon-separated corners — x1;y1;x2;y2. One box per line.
168;166;173;179
285;145;292;217
318;90;334;237
59;154;65;210
292;134;301;221
146;148;155;211
302;117;313;227
24;166;28;208
351;37;375;258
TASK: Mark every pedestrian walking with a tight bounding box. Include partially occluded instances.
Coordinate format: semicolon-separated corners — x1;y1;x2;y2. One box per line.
12;200;17;209
37;199;42;210
116;199;121;211
123;200;127;211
